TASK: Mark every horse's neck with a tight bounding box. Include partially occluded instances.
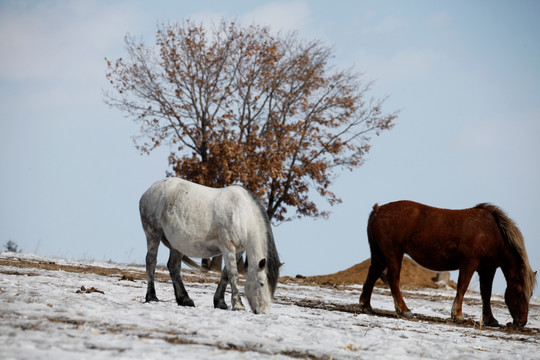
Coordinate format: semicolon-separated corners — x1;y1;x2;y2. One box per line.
244;231;267;266
500;246;524;285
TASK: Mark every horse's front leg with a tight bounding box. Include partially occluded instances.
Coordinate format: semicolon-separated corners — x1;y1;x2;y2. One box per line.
451;264;476;322
478;266;500;327
222;247;245;311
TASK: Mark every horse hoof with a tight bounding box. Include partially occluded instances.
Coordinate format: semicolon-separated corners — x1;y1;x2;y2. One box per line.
484;319;501;328
145;295;159;303
214;300;228;310
232;304;246;311
400;310;413;319
359;305;375;314
181;298;195;307
508;321;526;328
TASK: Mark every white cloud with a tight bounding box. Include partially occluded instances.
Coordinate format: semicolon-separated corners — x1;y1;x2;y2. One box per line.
240;0;311;33
0;1;142;82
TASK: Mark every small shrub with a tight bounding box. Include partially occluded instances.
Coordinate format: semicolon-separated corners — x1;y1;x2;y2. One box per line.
3;240;21;253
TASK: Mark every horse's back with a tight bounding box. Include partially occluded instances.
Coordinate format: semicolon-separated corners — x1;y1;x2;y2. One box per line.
371;200;497;231
369;200;426;235
140;178;216;240
141;177;216;212
369;200;502;271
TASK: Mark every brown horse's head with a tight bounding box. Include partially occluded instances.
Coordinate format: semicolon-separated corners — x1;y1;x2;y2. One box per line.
506;269;538;327
483;203;537;327
505;283;529;326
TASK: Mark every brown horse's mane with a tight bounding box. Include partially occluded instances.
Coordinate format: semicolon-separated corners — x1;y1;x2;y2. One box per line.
476;203;537;299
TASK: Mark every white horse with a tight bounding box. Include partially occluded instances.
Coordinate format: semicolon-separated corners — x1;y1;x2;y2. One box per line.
139;178;280;314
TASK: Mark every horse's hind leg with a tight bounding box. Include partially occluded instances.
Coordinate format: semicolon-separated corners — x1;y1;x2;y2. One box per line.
478;266;500;327
167;248;195;307
359;256;386;313
387;255;412;318
144;231;160;302
213;267;229;310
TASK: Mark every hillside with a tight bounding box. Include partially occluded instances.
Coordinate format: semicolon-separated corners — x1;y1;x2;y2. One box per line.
1;252;539;359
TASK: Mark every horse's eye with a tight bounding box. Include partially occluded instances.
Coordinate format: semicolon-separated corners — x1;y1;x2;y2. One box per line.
260;282;264;287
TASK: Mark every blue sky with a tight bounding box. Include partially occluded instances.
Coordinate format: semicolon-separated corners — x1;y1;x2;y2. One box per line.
1;0;539;294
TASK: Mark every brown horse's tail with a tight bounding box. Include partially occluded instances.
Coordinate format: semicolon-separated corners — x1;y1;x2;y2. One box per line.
366;204;380;258
476;203;537;299
367;204;389;283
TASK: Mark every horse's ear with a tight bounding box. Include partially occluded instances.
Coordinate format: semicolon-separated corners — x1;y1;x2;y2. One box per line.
258;258;266;270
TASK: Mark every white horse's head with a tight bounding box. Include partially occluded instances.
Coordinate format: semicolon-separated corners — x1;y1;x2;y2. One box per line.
245;258;272;314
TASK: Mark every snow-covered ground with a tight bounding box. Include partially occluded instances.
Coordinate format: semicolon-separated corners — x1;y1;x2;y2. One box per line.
1;252;539;359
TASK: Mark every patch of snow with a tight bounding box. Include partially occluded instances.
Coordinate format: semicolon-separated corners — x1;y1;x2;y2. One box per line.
1;253;539;359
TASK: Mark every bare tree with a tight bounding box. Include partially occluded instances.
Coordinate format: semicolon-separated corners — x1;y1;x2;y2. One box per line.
105;19;397;222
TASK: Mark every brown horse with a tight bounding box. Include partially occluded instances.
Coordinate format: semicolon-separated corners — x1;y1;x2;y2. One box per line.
359;201;537;327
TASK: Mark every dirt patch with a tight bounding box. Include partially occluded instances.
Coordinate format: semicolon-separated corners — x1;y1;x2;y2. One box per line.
44;315;327;360
119;274;135;282
0;256;219;285
284;256;457;289
76;285;105;294
283;298;540;337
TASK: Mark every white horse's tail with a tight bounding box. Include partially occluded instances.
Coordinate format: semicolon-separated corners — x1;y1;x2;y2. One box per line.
182;256;201;270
